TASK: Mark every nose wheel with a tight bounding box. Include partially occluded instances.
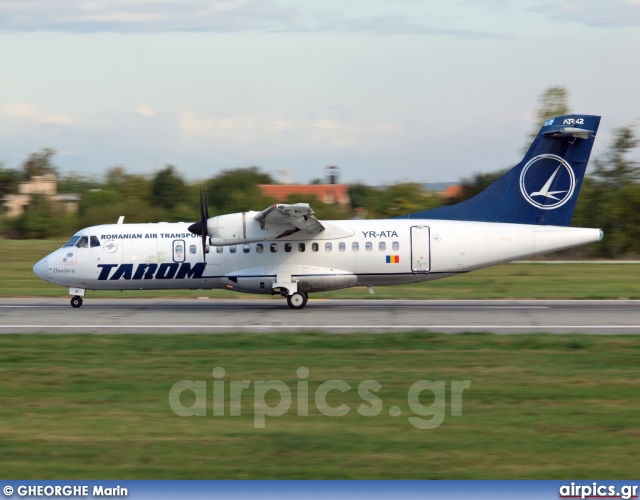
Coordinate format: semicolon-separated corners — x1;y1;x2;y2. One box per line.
71;296;83;308
286;292;308;310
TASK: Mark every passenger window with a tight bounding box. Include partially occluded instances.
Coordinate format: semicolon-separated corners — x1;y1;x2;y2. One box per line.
270;243;277;253
216;247;223;254
325;242;332;252
256;244;263;253
229;246;237;253
298;243;305;252
379;241;386;251
352;242;359;252
190;245;197;254
339;242;346;252
76;236;88;248
243;244;250;253
365;242;372;251
90;236;100;248
392;241;399;251
285;243;292;252
312;243;319;252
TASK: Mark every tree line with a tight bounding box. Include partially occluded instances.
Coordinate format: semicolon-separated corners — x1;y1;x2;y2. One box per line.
1;87;638;258
447;87;640;258
0;151;436;239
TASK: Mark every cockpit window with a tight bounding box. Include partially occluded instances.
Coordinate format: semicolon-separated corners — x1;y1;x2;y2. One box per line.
63;236;80;247
90;236;100;248
76;236;89;248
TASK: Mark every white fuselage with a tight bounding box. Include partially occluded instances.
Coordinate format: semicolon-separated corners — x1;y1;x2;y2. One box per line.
34;219;602;295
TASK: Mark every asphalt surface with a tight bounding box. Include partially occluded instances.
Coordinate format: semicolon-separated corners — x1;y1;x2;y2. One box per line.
1;298;640;333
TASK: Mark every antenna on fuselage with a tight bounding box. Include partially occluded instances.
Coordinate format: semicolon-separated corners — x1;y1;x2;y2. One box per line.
117;216;125;224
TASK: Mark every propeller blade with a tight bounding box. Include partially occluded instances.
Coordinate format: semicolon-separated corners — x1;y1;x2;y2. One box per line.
200;187;207;262
203;187;210;220
201;186;211;262
187;185;210;263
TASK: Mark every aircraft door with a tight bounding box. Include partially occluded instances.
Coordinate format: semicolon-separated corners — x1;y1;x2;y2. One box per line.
173;240;186;263
410;225;430;273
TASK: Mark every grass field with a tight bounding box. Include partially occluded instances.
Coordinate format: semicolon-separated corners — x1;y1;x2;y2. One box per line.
3;239;640;299
0;333;639;479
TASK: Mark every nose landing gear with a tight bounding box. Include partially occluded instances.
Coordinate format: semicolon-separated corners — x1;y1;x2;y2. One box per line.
69;287;86;308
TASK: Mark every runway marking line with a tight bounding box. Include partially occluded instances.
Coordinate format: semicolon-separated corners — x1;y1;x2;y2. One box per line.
1;325;639;329
0;305;550;309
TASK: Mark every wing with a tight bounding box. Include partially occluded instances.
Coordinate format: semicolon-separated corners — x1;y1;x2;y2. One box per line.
254;203;325;235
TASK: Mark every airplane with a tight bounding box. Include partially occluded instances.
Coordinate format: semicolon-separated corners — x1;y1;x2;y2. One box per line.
33;114;602;310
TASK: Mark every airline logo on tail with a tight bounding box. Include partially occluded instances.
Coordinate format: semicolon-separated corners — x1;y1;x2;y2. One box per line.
519;154;576;209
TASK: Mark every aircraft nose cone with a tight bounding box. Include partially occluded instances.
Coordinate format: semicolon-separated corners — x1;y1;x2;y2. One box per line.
33;258;48;280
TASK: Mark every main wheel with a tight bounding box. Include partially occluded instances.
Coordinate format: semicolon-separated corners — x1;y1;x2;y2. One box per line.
71;296;83;308
286;292;308;310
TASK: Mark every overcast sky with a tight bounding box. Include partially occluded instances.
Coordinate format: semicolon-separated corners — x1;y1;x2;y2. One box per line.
0;0;639;185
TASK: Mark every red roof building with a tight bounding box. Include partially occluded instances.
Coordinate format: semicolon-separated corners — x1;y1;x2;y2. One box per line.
442;185;463;199
258;184;351;208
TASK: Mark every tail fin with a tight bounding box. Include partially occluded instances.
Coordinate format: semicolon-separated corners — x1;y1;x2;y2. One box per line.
400;114;601;226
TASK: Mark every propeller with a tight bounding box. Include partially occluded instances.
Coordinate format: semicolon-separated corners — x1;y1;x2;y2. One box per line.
188;186;210;262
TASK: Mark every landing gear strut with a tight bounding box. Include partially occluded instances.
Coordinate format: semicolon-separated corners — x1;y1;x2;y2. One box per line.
286;291;308;310
71;295;83;308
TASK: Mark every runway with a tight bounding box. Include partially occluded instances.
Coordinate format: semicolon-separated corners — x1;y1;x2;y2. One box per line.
1;298;640;333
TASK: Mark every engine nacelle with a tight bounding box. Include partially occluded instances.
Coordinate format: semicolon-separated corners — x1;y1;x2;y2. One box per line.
207;211;298;245
205;209;354;246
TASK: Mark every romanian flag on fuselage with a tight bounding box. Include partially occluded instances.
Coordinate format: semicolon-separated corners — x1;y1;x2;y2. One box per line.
386;255;400;264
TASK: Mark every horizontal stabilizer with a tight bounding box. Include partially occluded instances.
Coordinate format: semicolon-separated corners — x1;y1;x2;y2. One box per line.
543;127;593;139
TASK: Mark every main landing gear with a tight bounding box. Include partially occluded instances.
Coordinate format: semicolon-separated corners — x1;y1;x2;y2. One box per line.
71;295;83;308
273;275;308;310
286;291;308;310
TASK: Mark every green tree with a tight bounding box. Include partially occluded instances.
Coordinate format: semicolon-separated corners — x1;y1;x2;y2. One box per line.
105;166;154;201
207;167;274;214
11;194;72;239
592;126;639;187
151;165;187;210
0;166;21;197
524;86;570;150
349;184;380;211
22;148;58;178
572;125;640;258
106;166;128;189
381;183;437;218
57;172;101;194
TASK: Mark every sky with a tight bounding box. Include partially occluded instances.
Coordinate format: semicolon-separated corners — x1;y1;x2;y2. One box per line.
0;0;639;185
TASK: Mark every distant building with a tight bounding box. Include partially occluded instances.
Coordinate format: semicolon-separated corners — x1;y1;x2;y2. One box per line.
258;165;351;209
258;183;351;208
441;185;462;199
2;174;80;217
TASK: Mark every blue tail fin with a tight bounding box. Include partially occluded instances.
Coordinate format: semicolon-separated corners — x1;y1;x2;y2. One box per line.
399;114;601;226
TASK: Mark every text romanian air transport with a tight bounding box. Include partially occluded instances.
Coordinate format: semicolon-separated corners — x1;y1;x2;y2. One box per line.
34;115;603;309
